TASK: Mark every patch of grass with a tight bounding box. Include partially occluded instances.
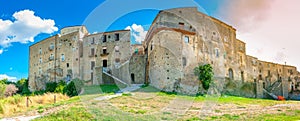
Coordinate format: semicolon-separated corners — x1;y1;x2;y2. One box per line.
81;84;120;95
122;92;132;96
33;106;95;121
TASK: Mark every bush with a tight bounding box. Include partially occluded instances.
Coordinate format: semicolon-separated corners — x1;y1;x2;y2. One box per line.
4;84;18;97
64;81;78;97
46;82;58;93
64;79;84;97
55;80;66;93
194;64;214;90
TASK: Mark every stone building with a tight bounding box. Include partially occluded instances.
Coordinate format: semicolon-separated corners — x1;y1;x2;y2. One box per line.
29;26;88;91
29;27;145;91
143;7;300;97
29;7;300;99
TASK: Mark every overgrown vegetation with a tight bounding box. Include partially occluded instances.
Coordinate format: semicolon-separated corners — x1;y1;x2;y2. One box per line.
194;64;214;90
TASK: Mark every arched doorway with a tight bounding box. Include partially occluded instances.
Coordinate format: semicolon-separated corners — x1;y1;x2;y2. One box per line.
228;68;234;80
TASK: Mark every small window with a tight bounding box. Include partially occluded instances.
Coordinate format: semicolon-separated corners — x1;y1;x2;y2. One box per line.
91;38;95;44
215;48;219;57
90;48;95;56
115;33;119;41
182;57;187;66
103;48;107;54
179;22;184;26
91;72;93;81
103;35;107;43
39;58;42;63
49;43;54;50
69;43;72;46
39;48;42;54
61;54;65;62
184;36;189;43
91;61;95;70
67;63;69;68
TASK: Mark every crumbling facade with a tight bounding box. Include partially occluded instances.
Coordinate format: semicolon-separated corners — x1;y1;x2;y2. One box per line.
29;7;300;99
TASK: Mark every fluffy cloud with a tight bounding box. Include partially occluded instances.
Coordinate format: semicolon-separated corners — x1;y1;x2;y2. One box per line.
125;24;147;43
218;0;300;69
0;9;58;52
0;74;17;82
0;49;3;54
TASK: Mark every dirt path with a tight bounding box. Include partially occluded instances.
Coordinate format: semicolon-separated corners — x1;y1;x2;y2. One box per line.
0;103;75;121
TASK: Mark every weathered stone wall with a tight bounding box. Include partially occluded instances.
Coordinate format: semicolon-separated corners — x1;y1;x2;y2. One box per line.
82;30;131;85
29;26;87;91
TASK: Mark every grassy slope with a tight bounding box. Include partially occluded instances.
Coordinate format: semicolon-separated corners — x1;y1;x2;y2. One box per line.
27;85;300;121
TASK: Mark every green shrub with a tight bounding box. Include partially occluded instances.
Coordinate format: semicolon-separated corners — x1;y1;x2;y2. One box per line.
46;82;58;92
63;79;84;97
34;90;46;95
64;81;78;97
21;79;31;95
194;64;214;90
55;80;66;93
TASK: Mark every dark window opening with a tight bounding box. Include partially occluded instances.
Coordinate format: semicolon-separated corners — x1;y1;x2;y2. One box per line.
182;57;187;67
150;44;153;50
241;71;244;82
91;48;95;56
108;35;111;38
67;63;69;68
179;22;184;26
91;38;95;44
103;48;107;54
268;70;271;76
91;61;95;70
167;77;169;79
69;43;72;46
103;60;107;67
103;35;107;42
259;75;262;80
229;68;234;80
115;33;119;41
167;70;169;72
263;82;266;89
131;73;135;83
91;72;93;81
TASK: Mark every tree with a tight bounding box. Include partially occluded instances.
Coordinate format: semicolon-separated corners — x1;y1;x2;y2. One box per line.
4;84;18;97
194;64;214;90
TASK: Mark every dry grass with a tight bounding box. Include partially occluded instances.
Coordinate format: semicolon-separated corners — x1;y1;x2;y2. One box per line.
0;93;69;118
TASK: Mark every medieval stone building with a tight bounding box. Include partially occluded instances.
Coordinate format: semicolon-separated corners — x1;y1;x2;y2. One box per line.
29;7;300;99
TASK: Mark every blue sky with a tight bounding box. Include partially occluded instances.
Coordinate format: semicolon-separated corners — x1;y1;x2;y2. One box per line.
0;0;223;81
1;0;299;81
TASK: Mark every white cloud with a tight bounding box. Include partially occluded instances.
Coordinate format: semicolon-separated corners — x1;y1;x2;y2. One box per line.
125;24;148;43
0;74;17;82
218;0;300;70
0;49;3;54
0;9;58;53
